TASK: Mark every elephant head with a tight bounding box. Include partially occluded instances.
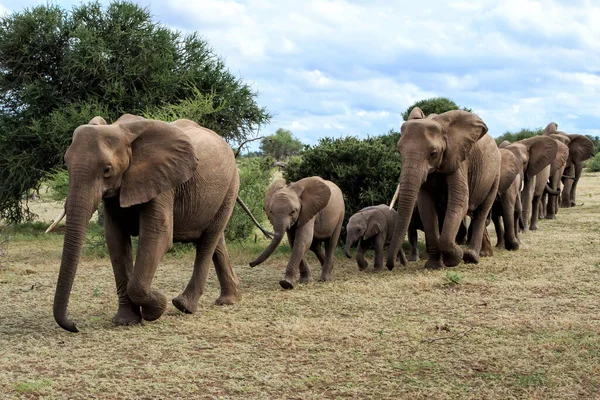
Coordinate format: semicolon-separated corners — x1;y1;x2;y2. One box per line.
387;107;488;267
344;207;385;258
543;122;558;136
564;134;594;166
498;148;520;194
53;114;199;332
249;177;331;267
505;136;558;179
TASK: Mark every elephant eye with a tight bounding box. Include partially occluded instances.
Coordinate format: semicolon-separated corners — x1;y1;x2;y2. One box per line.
103;165;112;177
290;209;296;215
430;149;438;158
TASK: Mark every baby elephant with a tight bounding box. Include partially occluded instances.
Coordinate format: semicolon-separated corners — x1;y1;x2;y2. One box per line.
344;205;398;271
249;177;345;289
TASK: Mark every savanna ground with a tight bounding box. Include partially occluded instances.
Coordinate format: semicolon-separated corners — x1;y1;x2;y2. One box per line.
1;174;600;400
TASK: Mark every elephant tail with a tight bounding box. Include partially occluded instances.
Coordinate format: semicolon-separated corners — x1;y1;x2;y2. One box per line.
236;195;274;239
544;183;561;196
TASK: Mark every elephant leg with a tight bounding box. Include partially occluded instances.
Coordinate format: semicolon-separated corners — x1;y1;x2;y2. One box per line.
561;164;574;208
514;191;522;243
172;232;221;314
500;193;518;250
127;196;173;322
530;195;541;231
480;227;493;257
212;234;242;305
407;222;419;262
356;239;369;271
373;233;386;271
417;190;444;269
288;230;312;284
104;202;141;326
521;177;535;232
310;239;325;266
570;163;583;207
320;215;343;282
464;181;498;264
491;201;504;248
539;192;547;219
439;171;470;267
280;223;314;289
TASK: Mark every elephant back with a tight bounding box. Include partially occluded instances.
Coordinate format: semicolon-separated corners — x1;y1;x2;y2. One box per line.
372;204;397;242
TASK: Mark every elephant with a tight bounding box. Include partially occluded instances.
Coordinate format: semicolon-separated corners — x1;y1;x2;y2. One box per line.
249;177;345;289
49;114;268;332
386;107;501;270
344;204;410;270
489;146;522;250
542;123;594;208
541;132;570;219
510;136;558;232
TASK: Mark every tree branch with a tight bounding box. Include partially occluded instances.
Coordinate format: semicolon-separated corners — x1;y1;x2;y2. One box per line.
234;136;265;158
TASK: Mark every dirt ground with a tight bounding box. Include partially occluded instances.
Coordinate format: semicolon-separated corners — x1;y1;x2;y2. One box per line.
1;173;599;399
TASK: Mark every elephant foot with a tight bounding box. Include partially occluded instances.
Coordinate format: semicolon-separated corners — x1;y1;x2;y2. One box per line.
215;291;241;306
299;273;312;284
112;303;142;326
398;249;408;266
530;223;539;231
407;253;419;262
140;292;168;322
279;279;295;290
442;246;463;267
373;265;385;272
505;240;519;251
318;273;332;282
172;294;198;314
463;249;480;264
496;239;505;249
480;247;493;257
424;257;445;269
545;214;556;220
357;261;369;271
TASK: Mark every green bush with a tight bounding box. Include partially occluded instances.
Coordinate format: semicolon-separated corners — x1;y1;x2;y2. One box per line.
585;152;600;172
402;97;471;121
226;157;273;241
284;131;401;230
494;128;543;145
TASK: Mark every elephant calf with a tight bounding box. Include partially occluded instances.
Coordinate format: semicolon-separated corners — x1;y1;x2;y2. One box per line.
344;205;401;271
249;177;345;289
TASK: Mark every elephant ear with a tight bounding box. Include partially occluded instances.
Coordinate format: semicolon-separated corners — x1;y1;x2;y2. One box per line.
364;210;385;240
498;149;520;193
543;122;558;136
88;116;107;125
264;179;286;210
291;177;331;227
550;141;569;176
519;136;558;179
426;113;438;119
498;140;511;148
407;107;425;120
566;134;594;164
433;110;488;173
119;120;199;208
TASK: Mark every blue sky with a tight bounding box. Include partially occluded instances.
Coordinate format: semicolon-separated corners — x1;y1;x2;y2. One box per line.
1;0;599;148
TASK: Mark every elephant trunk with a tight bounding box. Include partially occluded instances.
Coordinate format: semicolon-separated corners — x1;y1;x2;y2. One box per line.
53;181;98;333
344;233;358;258
545;183;561;196
249;230;285;267
386;165;422;270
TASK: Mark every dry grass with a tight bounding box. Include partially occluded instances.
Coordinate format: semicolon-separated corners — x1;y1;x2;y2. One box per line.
1;174;600;399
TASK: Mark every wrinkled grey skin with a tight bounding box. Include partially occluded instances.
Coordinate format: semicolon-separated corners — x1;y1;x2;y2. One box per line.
344;204;411;271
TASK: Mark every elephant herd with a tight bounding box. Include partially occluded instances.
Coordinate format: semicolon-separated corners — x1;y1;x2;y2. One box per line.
46;111;593;333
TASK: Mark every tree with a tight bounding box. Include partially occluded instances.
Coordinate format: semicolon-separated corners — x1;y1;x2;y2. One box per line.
260;128;304;161
402;97;472;121
494;128;543;145
0;1;271;222
284;131;401;236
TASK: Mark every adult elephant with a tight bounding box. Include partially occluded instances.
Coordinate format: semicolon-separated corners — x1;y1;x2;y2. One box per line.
543;123;594;208
513;136;559;231
249;177;345;289
541;132;570;219
49;114;265;333
386;107;500;270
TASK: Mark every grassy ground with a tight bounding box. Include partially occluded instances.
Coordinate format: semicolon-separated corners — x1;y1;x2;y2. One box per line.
1;173;600;399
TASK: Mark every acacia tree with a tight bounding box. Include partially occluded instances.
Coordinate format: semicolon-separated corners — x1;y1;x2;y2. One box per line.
402;97;471;121
260;128;304;161
0;1;270;222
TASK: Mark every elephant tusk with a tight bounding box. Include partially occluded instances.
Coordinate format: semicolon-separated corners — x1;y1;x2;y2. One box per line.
46;208;66;233
389;183;400;210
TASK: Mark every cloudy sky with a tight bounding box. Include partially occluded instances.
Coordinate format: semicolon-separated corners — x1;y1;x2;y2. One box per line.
1;0;599;147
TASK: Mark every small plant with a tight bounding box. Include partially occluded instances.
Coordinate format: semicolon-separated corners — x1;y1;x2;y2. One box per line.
93;287;101;297
514;368;546;388
445;271;463;285
585;152;600;172
15;379;52;394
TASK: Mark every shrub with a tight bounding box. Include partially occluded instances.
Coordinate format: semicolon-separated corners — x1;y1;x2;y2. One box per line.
402;97;471;121
225;157;273;241
585;152;600;172
284;131;401;230
495;128;542;145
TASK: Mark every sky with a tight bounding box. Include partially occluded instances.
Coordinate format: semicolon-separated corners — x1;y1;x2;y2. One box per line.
1;0;599;148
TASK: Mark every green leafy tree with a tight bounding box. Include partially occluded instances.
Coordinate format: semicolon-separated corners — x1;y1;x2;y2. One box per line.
402;97;472;121
284;131;401;234
0;1;270;222
260;128;304;161
494;128;543;145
